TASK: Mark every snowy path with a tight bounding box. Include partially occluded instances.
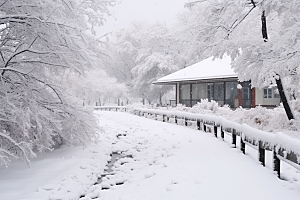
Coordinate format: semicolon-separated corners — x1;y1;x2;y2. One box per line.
97;111;300;200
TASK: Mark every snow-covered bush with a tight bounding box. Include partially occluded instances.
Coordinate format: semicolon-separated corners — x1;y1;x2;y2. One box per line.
151;101;300;136
190;99;220;113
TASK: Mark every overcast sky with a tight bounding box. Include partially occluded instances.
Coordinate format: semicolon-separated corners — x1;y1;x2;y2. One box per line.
97;0;189;37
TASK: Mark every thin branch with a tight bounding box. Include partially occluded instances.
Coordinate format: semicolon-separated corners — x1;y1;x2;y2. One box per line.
228;7;256;36
0;67;64;104
0;0;10;8
8;60;77;70
1;36;39;76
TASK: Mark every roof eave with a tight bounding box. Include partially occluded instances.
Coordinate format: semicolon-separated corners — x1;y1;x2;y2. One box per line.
153;75;239;85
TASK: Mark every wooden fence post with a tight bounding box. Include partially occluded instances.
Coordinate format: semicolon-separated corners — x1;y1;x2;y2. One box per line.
240;135;245;154
167;116;169;123
185;118;188;126
203;124;207;132
197;119;201;131
273;148;280;178
197;120;201;130
175;116;178;124
214;125;217;138
221;127;224;140
232;129;236;148
259;141;265;167
163;115;166;122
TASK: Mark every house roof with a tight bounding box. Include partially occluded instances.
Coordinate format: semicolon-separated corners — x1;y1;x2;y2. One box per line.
153;56;238;85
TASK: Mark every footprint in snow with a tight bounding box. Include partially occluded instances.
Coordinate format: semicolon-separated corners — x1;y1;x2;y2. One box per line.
144;171;156;178
165;185;174;191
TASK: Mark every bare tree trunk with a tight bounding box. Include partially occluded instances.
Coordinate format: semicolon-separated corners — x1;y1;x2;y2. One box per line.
275;78;294;120
261;9;294;120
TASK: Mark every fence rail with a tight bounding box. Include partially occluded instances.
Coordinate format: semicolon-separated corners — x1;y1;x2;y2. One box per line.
95;106;300;179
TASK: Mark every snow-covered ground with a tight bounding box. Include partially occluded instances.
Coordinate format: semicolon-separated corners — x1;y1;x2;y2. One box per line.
1;111;300;200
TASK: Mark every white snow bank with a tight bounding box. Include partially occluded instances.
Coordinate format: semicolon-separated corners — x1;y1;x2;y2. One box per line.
0;117;113;200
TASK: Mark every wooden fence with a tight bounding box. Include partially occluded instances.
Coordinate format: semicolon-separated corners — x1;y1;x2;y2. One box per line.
95;106;300;179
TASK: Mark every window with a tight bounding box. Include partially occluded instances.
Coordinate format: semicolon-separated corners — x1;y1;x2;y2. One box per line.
207;84;214;100
225;82;238;107
179;84;190;99
273;88;280;98
214;82;224;101
263;88;272;98
241;81;252;108
243;87;250;100
192;83;207;100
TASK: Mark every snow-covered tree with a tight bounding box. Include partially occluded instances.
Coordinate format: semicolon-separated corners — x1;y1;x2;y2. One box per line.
0;0;116;167
181;0;300;120
64;69;127;106
108;22;186;104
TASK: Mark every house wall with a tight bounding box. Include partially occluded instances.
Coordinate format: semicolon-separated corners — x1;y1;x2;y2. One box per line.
255;88;264;105
255;87;281;106
176;81;280;108
173;82;280;108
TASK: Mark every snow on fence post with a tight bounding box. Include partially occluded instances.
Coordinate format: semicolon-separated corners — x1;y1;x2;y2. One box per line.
259;141;266;167
273;148;281;178
232;129;237;148
214;125;217;138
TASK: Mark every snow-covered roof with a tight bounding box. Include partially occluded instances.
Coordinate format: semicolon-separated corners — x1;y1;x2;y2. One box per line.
154;56;237;84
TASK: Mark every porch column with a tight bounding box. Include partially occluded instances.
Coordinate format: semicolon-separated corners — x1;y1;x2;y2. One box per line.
238;82;243;107
251;88;256;108
176;83;179;104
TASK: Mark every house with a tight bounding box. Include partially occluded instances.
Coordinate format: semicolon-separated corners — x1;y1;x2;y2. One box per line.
153;57;280;108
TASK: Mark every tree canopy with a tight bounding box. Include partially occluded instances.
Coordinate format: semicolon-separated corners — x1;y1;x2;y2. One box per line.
0;0;116;167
